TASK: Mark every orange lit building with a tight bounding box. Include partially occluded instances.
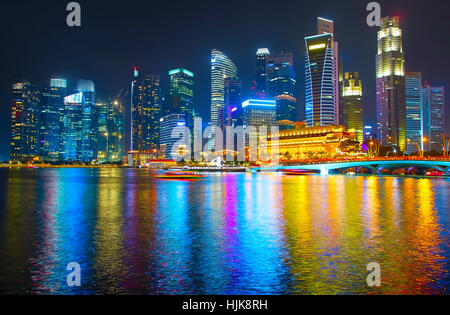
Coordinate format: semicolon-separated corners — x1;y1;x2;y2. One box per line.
267;122;356;160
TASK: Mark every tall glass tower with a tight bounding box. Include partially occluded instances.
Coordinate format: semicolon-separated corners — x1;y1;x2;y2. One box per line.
255;48;270;95
422;85;445;152
342;72;363;144
167;68;195;128
10;79;41;161
131;71;161;152
305;33;336;126
405;72;423;153
267;57;297;123
39;78;67;162
211;49;238;149
376;16;406;152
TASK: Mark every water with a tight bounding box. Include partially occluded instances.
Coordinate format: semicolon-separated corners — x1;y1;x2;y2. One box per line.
0;168;448;295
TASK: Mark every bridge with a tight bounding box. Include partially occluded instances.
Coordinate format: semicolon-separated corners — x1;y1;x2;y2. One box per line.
251;159;450;175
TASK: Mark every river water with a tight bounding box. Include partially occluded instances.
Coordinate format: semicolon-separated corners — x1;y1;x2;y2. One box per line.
0;168;448;294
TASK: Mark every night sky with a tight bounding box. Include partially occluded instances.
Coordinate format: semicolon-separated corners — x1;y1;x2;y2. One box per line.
1;0;449;160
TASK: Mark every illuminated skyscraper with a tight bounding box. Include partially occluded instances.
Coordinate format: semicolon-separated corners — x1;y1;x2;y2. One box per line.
256;48;270;94
305;33;336;126
59;79;97;162
107;100;124;162
10;79;41;161
316;17;342;125
167;68;194;128
39;78;67;161
224;79;242;150
342;72;363;144
376;16;406;151
96;99;109;163
267;53;297;123
422;85;445;152
159;113;186;159
131;71;161;152
211;49;238;149
405;72;423;153
242;99;277;128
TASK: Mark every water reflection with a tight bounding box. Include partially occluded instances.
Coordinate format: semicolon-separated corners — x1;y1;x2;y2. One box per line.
0;168;448;294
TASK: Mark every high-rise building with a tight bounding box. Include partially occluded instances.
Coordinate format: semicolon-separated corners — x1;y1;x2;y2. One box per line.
59;79;97;163
224;79;242;150
60;92;84;161
422;85;445;152
10;79;41;161
131;70;162;152
167;68;195;128
242;99;277;128
267;55;297;123
317;17;342;125
305;33;336;126
39;78;67;161
96;99;109;163
107;100;124;162
78;80;97;162
405;72;423;153
159;113;187;159
342;72;363;143
211;49;239;149
256;48;270;94
376;16;406;152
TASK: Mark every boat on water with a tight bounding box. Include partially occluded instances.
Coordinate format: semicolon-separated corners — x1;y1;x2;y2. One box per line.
154;171;205;180
282;170;317;176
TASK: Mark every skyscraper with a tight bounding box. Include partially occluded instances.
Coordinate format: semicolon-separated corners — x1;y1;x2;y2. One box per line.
60;91;84;161
167;68;195;128
305;33;336;126
224;79;242;150
211;49;238;149
131;71;162;152
159;113;187;159
317;17;342;125
422;85;445;152
78;79;97;162
96;99;109;163
39;78;67;161
107;100;124;162
242;99;277;128
405;72;423;153
376;16;406;152
342;72;363;144
266;53;297;123
10;79;41;161
255;48;270;95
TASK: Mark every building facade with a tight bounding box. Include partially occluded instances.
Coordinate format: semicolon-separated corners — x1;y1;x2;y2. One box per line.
10;80;41;161
39;78;67;161
211;49;239;149
267;60;297;123
422;85;445;152
256;48;270;95
405;72;423;153
342;72;363;144
305;33;336;126
376;16;406;152
167;68;195;128
131;71;162;152
159;113;187;159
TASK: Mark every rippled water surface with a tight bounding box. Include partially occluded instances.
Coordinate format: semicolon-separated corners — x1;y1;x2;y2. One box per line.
0;168;449;294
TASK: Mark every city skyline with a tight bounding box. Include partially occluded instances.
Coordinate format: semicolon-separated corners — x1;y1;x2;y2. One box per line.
1;0;449;160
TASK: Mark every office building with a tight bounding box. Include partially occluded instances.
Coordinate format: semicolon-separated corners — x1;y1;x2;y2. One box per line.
256;48;270;94
159;113;187;159
342;72;363;144
167;68;195;128
131;70;162;152
405;72;423;153
211;49;239;149
10;79;41;161
376;16;406;152
422;85;445;152
39;78;67;161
